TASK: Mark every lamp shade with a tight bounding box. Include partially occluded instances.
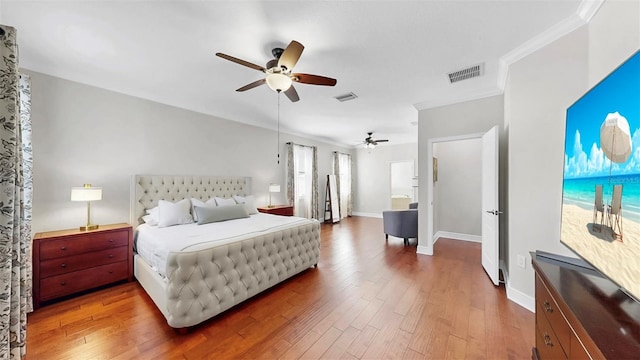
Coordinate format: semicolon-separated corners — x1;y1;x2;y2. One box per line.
269;184;281;193
266;73;292;92
71;184;102;202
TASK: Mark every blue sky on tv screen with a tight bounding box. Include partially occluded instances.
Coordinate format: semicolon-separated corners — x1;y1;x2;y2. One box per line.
565;51;640;179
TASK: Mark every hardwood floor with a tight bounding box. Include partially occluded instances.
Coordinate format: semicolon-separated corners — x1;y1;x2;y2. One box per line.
26;217;534;359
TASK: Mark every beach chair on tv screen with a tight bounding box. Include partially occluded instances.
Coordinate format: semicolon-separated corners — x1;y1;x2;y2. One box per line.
607;184;623;241
593;184;605;232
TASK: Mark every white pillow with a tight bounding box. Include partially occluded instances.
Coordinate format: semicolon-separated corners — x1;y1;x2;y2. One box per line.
233;195;258;215
190;198;217;221
215;197;236;207
141;214;158;226
158;199;194;228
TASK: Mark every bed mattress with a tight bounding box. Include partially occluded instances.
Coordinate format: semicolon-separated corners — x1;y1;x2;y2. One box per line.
135;213;311;277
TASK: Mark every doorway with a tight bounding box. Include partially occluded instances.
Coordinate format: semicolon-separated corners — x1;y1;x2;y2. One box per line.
390;160;415;209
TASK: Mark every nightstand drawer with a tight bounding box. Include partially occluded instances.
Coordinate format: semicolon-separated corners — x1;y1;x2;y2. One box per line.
39;230;129;260
40;246;128;278
39;261;128;300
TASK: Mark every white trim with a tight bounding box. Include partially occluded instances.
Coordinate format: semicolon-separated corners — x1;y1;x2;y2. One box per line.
434;231;481;243
416;245;432;256
506;282;535;313
497;0;603;91
413;87;502;111
352;212;382;219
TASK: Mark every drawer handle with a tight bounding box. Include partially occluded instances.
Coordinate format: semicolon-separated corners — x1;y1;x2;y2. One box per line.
60;246;67;251
543;300;553;313
108;239;114;243
60;281;66;286
543;333;553;347
108;254;113;258
60;263;66;268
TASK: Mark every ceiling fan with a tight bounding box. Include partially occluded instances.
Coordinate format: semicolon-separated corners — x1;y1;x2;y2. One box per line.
364;132;389;148
215;40;337;102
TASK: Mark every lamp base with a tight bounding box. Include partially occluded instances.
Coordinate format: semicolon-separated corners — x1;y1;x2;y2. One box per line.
80;224;99;231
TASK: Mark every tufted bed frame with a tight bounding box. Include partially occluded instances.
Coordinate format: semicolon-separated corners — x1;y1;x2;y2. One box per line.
130;175;321;329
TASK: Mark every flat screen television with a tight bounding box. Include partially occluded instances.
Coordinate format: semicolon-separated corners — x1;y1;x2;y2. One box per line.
561;49;640;302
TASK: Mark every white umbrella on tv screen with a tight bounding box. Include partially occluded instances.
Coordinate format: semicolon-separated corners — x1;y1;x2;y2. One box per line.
600;112;632;166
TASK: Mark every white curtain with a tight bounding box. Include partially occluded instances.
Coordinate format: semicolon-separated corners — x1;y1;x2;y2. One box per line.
0;25;32;359
287;143;318;219
333;152;352;218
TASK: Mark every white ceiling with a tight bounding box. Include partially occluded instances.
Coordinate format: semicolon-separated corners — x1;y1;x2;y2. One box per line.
2;1;586;148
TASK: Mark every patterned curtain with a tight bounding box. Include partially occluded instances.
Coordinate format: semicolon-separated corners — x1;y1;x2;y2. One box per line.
286;143;295;206
311;146;318;220
0;25;32;359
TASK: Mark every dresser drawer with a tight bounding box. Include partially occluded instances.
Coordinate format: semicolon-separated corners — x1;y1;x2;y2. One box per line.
536;275;570;351
536;300;568;360
39;261;128;300
40;246;128;278
39;230;129;260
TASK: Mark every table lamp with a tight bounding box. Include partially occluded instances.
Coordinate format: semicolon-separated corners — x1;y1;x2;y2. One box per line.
268;183;280;208
71;184;102;231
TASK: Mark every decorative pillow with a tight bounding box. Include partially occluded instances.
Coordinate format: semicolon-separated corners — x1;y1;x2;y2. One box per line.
233;195;258;215
194;204;249;225
141;214;159;226
190;198;217;221
215;197;236;207
158;199;194;228
146;206;159;222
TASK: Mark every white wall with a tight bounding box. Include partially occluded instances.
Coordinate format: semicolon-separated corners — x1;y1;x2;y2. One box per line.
418;95;505;250
434;138;482;238
353;143;417;216
26;70;353;232
506;0;640;306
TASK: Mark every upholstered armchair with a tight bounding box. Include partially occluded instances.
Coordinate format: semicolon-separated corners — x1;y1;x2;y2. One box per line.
383;203;418;245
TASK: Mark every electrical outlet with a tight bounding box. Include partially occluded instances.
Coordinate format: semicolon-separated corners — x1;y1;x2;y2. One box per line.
517;255;526;268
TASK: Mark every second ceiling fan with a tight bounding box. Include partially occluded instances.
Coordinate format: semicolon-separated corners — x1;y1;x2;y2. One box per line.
216;40;337;102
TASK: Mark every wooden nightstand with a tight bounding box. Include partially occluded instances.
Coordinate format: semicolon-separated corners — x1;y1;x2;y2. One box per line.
32;223;133;309
257;205;294;216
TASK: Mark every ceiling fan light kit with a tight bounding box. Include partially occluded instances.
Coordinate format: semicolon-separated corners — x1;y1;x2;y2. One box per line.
266;73;292;92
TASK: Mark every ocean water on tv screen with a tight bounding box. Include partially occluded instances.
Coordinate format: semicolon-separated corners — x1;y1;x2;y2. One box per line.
563;174;640;223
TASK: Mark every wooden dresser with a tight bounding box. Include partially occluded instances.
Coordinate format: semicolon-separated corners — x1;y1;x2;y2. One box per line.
257;205;294;216
33;223;133;309
532;253;640;359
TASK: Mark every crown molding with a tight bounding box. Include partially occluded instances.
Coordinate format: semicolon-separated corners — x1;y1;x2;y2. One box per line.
497;0;605;91
415;1;605;111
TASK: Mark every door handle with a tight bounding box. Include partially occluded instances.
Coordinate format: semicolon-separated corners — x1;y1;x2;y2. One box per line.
485;210;503;215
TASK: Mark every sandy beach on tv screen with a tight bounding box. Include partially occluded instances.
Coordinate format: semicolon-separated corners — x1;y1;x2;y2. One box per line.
561;204;640;300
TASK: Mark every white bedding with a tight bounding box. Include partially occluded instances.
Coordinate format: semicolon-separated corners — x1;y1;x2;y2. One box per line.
135;213;311;277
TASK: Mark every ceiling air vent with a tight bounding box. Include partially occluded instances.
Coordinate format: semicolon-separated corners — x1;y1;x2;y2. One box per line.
448;63;484;84
334;92;358;102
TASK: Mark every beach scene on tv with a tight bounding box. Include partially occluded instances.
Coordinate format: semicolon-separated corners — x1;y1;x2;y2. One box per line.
561;51;640;301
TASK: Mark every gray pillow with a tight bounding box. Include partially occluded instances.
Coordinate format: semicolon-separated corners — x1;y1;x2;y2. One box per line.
194;204;249;225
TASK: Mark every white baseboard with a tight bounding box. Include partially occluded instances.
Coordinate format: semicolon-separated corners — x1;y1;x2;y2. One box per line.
352;212;382;219
416;245;432;255
434;231;481;243
506;283;535;313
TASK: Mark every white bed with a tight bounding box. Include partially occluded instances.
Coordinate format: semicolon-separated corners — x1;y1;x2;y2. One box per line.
130;175;321;329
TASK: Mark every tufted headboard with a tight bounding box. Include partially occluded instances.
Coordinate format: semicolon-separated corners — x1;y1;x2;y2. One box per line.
130;175;252;226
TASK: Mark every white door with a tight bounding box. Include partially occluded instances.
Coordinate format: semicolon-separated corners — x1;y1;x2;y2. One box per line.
481;126;500;286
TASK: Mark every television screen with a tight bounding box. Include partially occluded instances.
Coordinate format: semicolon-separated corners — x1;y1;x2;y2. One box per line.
562;49;640;302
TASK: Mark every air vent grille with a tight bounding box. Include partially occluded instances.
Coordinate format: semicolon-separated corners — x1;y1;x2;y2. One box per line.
448;63;484;83
334;92;358;102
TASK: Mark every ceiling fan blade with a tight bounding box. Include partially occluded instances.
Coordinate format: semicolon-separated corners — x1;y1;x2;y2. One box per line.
278;41;304;70
284;85;300;102
376;139;389;143
216;52;266;72
236;79;266;92
293;73;337;86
